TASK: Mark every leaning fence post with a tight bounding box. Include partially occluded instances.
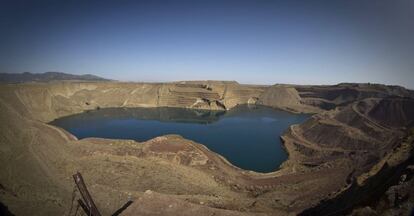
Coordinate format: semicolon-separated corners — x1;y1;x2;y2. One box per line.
72;172;102;216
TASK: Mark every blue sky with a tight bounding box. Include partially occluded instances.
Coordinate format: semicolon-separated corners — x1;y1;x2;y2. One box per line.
1;0;413;88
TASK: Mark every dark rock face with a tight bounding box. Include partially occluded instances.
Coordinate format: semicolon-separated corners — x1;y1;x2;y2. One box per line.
367;98;414;128
300;147;414;216
360;164;414;216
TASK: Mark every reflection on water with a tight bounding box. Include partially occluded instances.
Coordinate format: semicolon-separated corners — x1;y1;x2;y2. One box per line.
51;105;309;173
81;106;227;124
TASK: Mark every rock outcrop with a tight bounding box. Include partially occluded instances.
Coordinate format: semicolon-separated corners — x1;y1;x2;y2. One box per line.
257;85;320;113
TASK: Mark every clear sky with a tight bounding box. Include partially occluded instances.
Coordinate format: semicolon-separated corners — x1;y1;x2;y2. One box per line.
1;0;413;88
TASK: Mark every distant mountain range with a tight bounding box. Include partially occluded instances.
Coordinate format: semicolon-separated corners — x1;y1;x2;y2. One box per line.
0;72;111;83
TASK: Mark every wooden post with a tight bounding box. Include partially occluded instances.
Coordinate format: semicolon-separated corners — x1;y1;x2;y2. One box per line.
77;199;90;216
73;172;102;216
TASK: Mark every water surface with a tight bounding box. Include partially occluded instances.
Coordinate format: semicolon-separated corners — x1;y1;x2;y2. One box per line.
51;105;308;172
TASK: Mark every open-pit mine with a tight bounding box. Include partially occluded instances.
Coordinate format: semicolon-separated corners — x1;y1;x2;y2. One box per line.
0;80;413;215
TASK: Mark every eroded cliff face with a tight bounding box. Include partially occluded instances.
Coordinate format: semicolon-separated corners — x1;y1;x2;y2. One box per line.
257;85;321;113
0;81;413;216
0;81;266;122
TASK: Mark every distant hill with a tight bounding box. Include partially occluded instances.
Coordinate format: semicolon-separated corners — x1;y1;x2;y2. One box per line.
0;72;111;83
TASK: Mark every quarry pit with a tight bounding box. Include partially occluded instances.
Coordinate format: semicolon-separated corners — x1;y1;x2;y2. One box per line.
1;81;413;215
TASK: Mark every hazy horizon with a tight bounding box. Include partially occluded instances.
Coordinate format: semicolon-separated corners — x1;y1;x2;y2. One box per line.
2;71;414;90
1;0;414;88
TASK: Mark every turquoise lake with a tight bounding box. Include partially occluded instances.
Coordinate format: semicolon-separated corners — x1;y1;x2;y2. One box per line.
51;105;309;173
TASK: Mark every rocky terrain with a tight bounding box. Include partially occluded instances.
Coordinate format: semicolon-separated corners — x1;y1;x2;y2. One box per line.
0;80;413;215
